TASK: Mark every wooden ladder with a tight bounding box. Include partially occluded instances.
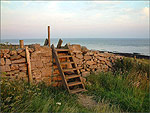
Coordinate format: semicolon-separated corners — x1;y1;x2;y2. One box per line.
51;44;86;94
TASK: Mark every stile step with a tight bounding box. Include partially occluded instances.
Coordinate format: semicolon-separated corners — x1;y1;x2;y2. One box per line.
70;88;86;94
60;61;74;65
68;81;82;87
56;49;69;52
66;74;80;79
63;68;77;72
58;55;72;58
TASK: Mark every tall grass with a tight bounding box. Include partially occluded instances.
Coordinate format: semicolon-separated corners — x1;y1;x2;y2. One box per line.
1;77;120;113
86;58;150;112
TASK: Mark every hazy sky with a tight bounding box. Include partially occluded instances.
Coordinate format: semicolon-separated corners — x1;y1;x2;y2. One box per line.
1;1;149;39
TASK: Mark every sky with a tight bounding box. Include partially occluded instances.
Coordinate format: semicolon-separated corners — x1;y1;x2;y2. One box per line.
1;1;149;39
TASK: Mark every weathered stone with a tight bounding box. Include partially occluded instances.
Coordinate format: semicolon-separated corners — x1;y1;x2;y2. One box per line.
76;53;83;59
1;49;9;54
94;53;98;57
11;64;19;70
6;59;11;65
83;55;91;61
19;66;27;71
98;53;106;57
10;50;17;56
31;62;36;70
28;48;34;53
12;58;26;64
82;71;90;77
19;51;26;57
17;49;24;54
97;57;107;62
86;61;95;65
30;44;41;51
36;60;43;68
0;65;10;72
10;55;22;60
41;67;51;77
4;53;10;58
81;46;89;53
69;44;82;53
0;52;3;58
18;63;27;67
89;65;97;69
0;58;5;66
80;69;85;72
105;61;112;68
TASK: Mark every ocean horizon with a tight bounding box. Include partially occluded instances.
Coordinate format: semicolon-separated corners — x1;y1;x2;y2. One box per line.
1;38;149;56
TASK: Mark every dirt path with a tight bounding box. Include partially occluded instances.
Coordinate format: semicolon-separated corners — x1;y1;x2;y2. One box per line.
77;94;97;109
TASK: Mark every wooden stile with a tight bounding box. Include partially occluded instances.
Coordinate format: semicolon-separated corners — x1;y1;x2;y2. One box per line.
51;43;86;94
48;26;50;47
25;46;33;83
19;40;24;48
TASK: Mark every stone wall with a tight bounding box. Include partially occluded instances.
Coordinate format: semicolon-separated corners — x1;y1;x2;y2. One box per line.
0;43;123;86
69;45;123;77
0;44;52;85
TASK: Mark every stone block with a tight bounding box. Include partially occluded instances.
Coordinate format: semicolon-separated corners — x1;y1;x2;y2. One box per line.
19;51;26;57
4;53;10;58
89;65;97;69
12;58;26;64
17;49;24;54
76;53;83;59
18;63;27;67
6;59;11;65
83;55;91;61
0;65;10;72
36;60;43;68
19;66;27;71
81;46;89;53
11;64;19;70
69;44;82;53
82;71;90;77
10;55;22;60
28;48;34;53
86;61;95;65
1;49;9;54
0;58;5;66
10;50;17;56
0;52;3;58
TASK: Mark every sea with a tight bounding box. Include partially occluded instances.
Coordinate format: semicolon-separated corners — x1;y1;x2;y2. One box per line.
1;38;149;56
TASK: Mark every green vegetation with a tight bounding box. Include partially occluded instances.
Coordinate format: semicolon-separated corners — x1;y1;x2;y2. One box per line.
1;78;120;113
86;58;149;112
1;57;149;112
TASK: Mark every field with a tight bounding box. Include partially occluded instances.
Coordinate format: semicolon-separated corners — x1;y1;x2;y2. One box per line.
1;58;150;112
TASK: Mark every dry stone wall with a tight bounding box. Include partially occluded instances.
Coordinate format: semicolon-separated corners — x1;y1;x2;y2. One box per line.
0;43;123;87
69;44;123;77
0;44;52;85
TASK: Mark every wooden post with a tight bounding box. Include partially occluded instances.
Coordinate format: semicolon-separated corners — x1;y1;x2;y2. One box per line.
57;39;63;48
48;26;50;47
25;46;33;83
19;40;24;48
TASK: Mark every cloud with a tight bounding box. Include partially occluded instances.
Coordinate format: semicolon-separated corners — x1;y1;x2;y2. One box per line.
143;7;149;17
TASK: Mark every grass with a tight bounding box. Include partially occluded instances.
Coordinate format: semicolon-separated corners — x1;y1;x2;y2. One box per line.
1;77;120;113
85;58;150;112
1;57;149;112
